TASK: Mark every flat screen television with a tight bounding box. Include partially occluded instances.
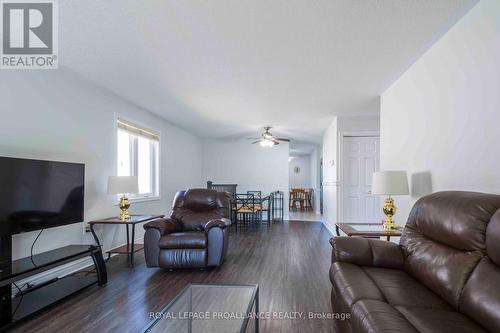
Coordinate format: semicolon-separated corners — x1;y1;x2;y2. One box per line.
0;157;84;235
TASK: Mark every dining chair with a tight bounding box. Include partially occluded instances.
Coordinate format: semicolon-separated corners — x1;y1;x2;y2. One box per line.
290;188;305;211
248;191;268;222
234;193;261;227
304;188;314;211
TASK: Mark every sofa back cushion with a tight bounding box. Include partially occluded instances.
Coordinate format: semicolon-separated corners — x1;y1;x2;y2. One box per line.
400;191;500;309
171;189;230;231
485;209;500;266
459;210;500;332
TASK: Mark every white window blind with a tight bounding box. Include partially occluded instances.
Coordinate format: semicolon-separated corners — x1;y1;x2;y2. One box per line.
117;117;160;142
116;117;160;199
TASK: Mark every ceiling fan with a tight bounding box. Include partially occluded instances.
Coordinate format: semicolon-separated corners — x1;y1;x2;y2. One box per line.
248;127;290;147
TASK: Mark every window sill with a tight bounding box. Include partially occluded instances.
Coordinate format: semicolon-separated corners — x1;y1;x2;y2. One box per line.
113;196;161;205
131;196;161;203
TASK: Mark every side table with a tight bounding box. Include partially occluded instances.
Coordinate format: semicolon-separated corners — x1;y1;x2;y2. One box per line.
335;223;402;241
89;215;164;263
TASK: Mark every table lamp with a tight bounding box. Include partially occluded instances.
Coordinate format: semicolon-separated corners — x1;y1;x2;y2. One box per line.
107;176;139;221
372;171;409;230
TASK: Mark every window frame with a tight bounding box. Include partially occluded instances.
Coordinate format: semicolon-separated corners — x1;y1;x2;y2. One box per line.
114;114;161;203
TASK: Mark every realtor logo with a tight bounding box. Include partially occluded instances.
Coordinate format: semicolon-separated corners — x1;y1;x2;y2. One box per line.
1;0;58;69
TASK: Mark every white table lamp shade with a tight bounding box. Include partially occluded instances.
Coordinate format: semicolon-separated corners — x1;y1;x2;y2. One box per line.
372;171;409;195
107;176;139;195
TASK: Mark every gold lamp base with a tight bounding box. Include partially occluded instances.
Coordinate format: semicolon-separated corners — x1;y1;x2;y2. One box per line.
118;195;131;221
382;196;398;230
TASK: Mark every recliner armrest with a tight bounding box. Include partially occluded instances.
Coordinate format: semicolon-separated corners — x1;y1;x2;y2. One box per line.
204;218;231;232
329;237;404;269
143;218;183;236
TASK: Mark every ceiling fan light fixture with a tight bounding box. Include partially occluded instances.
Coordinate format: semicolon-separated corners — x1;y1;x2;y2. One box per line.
259;139;275;147
250;126;289;147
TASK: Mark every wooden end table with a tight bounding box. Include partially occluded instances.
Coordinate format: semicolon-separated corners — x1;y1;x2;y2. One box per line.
89;215;164;263
335;223;402;241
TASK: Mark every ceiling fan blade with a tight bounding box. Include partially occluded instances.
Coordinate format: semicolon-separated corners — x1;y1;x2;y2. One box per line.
271;138;280;145
246;137;260;140
251;140;261;144
276;138;290;142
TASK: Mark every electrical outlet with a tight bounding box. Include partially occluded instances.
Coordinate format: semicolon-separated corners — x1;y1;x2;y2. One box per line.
84;224;91;233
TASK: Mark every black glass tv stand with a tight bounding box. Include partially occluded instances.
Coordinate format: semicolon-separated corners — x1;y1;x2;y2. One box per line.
0;244;107;329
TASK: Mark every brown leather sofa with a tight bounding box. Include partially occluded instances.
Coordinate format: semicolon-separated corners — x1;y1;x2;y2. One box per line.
330;191;500;332
143;189;231;269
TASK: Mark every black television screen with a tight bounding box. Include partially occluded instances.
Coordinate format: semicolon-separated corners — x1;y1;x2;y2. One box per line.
0;157;84;234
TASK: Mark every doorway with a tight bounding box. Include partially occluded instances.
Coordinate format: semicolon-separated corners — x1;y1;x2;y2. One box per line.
341;135;380;223
288;152;322;222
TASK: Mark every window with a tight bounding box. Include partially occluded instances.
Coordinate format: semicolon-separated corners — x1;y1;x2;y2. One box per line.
116;117;160;200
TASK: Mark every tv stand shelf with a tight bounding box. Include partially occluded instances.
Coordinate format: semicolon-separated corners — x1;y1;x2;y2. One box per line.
0;245;107;329
12;274;97;321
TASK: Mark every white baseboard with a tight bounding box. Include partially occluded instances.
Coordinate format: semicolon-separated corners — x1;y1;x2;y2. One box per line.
322;220;337;236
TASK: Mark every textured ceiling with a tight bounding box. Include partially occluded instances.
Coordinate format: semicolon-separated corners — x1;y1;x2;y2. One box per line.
59;0;477;142
289;141;318;157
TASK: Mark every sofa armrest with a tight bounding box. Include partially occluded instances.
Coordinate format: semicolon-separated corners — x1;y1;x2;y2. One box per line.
143;218;183;236
204;218;231;232
329;237;404;269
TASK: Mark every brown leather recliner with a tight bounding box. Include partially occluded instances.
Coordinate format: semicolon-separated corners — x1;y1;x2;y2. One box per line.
143;189;231;269
330;191;500;333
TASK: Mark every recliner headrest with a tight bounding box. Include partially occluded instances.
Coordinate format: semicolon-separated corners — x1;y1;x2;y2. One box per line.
173;188;229;212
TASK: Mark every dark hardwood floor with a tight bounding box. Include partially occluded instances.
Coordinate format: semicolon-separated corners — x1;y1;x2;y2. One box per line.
12;221;335;333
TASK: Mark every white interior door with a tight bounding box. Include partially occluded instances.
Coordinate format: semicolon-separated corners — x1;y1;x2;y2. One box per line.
342;136;380;223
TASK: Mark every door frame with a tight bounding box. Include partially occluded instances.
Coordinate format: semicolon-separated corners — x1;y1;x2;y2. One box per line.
338;131;380;223
319;157;323;215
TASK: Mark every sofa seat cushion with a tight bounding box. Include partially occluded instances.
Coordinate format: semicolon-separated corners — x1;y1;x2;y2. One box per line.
395;306;487;333
330;262;385;307
332;265;488;333
351;300;418;333
331;263;451;311
363;267;451;310
159;232;207;249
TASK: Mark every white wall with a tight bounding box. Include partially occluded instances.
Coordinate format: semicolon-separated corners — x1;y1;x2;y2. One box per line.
309;147;321;213
202;139;289;217
289;156;311;188
380;0;500;225
321;118;338;231
338;115;380;133
0;69;203;262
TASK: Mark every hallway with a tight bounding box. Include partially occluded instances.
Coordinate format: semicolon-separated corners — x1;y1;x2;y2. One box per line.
289;211;323;222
